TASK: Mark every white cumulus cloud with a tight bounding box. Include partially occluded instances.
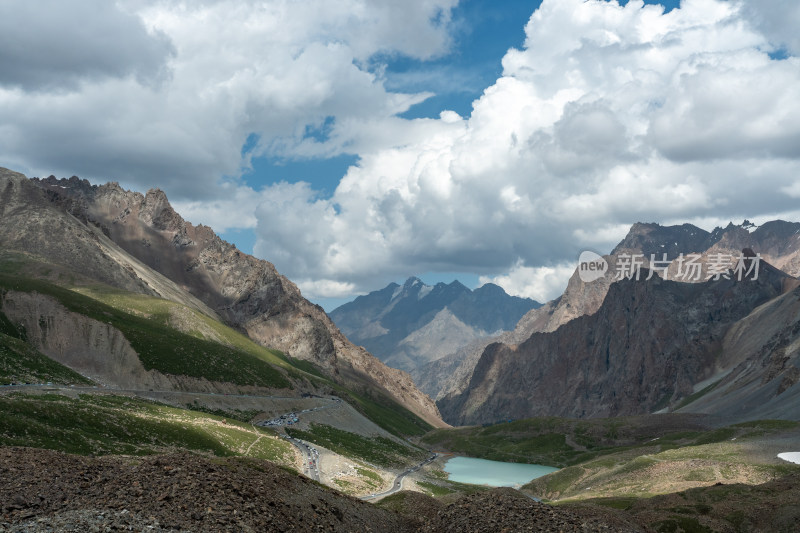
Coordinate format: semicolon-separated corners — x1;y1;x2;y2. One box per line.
252;0;800;297
479;261;576;303
0;0;458;197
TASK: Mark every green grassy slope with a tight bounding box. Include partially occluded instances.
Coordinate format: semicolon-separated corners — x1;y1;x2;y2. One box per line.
72;285;304;375
333;386;432;438
522;419;800;502
421;415;724;467
81;284;434;436
0;393;295;464
70;283;435;437
286;423;426;467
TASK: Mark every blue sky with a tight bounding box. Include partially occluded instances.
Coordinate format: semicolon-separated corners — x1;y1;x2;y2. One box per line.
235;0;681;201
224;0;682;310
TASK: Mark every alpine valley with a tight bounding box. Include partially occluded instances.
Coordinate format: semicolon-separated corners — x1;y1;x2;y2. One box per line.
2;167;800;532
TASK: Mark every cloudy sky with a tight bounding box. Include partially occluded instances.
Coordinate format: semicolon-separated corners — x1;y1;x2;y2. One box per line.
2;0;799;310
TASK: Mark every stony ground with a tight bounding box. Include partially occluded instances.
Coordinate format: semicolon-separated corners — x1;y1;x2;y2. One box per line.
0;447;411;532
0;447;643;532
417;488;645;533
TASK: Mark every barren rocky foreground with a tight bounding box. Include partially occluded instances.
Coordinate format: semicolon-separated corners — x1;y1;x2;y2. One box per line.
0;447;641;532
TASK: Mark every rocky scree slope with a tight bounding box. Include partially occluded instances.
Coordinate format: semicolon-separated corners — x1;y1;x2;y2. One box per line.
0;447;643;533
678;280;800;420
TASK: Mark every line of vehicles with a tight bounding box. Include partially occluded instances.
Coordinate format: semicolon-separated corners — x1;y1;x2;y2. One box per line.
258;412;301;427
255;397;342;428
283;435;321;481
254;399;342;482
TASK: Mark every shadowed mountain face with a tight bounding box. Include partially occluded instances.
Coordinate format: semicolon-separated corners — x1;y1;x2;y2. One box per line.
434;219;800;426
679;281;800;421
0;168;444;428
438;260;793;426
329;277;540;373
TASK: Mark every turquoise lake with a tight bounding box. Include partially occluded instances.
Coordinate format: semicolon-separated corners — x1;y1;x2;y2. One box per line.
443;456;558;487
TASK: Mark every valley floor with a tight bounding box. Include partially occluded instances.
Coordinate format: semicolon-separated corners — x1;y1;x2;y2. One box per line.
4;387;800;531
0;447;646;533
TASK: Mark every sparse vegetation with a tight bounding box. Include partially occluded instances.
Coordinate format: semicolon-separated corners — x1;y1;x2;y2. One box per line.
333;479;354;491
420;415;781;469
525;434;800;503
675;381;719;410
417;480;455;496
287;423;424;467
333;386;433;438
0;331;93;385
422;417;605;466
0;392;294;464
184;402;261;423
356;466;383;484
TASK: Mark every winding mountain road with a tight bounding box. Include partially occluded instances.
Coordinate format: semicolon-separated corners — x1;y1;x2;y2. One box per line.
360;453;438;501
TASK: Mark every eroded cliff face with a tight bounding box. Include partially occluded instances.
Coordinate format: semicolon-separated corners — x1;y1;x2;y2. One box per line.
18;172;443;427
0;291;170;390
438;262;789;425
0;291;283;395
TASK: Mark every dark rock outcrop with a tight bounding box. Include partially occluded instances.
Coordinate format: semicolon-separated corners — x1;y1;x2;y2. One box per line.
433;220;800;415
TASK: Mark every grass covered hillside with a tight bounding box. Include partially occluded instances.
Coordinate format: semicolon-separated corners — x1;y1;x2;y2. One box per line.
0;256;433;438
0;392;296;465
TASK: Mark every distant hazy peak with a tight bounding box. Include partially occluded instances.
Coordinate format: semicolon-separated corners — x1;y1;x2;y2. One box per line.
330;276;541;376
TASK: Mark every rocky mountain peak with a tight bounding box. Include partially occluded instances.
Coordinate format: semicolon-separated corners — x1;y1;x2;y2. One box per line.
612;222;714;259
446;279;468;291
141;188;186;234
439;254;793;425
403;276;423;288
473;282;504;296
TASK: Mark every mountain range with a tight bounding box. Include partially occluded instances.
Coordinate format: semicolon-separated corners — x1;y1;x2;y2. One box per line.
436;220;800;425
0;168;444;429
10;163;799;430
330;277;539;373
